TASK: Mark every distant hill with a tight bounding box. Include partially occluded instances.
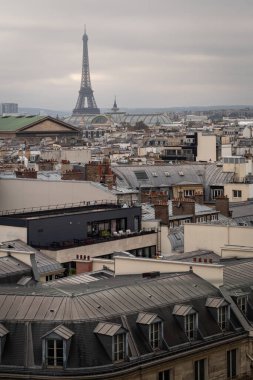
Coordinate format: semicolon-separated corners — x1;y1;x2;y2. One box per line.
18;105;253;117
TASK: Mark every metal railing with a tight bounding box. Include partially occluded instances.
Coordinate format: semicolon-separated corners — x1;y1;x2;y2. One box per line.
0;199;140;217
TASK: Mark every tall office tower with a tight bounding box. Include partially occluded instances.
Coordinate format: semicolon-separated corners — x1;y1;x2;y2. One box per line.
72;29;100;115
0;103;18;115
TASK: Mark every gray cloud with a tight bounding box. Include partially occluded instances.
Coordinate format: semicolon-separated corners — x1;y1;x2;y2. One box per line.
0;0;253;110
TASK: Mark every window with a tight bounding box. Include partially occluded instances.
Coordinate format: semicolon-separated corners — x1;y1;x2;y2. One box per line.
218;306;228;330
158;369;170;380
195;359;205;380
237;296;248;314
134;170;148;180
212;188;223;199
211;214;217;221
184;189;194;197
113;333;126;361
185;313;197;340
149;322;161;349
227;349;237;378
46;339;63;367
233;190;242;198
46;275;53;282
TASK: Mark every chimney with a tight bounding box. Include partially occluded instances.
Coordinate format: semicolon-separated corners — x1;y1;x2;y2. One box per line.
194;190;204;205
172;198;195;222
215;195;231;217
154;202;169;225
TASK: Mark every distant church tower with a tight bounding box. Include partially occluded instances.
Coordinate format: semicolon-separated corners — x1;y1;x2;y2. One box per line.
72;28;100;115
111;97;119;113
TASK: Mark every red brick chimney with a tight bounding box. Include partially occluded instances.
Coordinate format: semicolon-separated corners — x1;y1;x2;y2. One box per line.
215;195;231;217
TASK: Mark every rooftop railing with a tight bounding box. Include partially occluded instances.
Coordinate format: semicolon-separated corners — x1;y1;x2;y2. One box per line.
0;200;140;217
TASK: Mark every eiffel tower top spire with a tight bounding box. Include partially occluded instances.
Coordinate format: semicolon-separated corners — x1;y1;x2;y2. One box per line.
72;29;100;115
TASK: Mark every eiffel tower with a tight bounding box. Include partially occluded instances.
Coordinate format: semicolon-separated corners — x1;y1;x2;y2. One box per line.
73;28;100;115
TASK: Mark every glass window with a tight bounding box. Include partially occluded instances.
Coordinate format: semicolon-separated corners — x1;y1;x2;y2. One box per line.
158;369;170;380
149;322;161;349
212;189;223;199
184;189;194;197
113;333;126;361
232;190;242;198
47;339;63;367
237;296;247;314
227;349;237;378
195;359;205;380
218;306;228;331
185;313;197;340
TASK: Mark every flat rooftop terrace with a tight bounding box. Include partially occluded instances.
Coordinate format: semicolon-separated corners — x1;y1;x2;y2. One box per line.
0;200;135;219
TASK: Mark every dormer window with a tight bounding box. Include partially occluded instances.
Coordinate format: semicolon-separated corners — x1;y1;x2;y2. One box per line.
137;312;163;350
149;321;161;349
41;324;74;369
47;339;63;367
236;295;248;314
94;322;128;362
113;333;126;361
173;304;198;340
206;297;230;332
217;305;228;331
184;313;197;340
231;290;249;315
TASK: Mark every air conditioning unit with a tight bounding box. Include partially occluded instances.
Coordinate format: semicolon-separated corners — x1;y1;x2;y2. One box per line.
164;172;170;177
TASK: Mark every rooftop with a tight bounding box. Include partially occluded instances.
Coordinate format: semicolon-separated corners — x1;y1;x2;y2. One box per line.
0;272;219;321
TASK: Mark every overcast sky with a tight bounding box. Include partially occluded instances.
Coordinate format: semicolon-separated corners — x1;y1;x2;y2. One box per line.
1;0;253;111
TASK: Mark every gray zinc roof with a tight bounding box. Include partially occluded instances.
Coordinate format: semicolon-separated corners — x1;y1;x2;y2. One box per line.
224;261;253;289
0;256;30;277
205;297;228;308
0;272;219;322
1;240;63;275
112;164;234;196
136;312;158;325
173;304;194;316
42;324;74;340
94;322;123;336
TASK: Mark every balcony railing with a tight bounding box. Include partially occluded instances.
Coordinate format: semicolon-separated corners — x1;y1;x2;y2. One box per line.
31;228;157;251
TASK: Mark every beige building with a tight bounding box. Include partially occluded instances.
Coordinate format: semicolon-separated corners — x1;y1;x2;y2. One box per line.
0;178;116;211
224;182;253;202
196;132;217;162
184;223;253;255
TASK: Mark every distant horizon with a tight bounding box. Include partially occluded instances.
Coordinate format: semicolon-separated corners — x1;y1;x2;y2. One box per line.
16;104;253;116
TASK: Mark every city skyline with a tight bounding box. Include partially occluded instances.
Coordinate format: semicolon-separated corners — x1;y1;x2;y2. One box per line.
1;0;253;111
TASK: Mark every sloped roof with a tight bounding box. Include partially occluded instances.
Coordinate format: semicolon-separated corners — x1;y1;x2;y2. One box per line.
0;116;79;133
42;324;74;340
0;115;44;131
94;322;123;336
0;240;63;275
112;164;234;190
173;304;195;316
136;312;159;325
0;272;219;321
205;297;228;308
